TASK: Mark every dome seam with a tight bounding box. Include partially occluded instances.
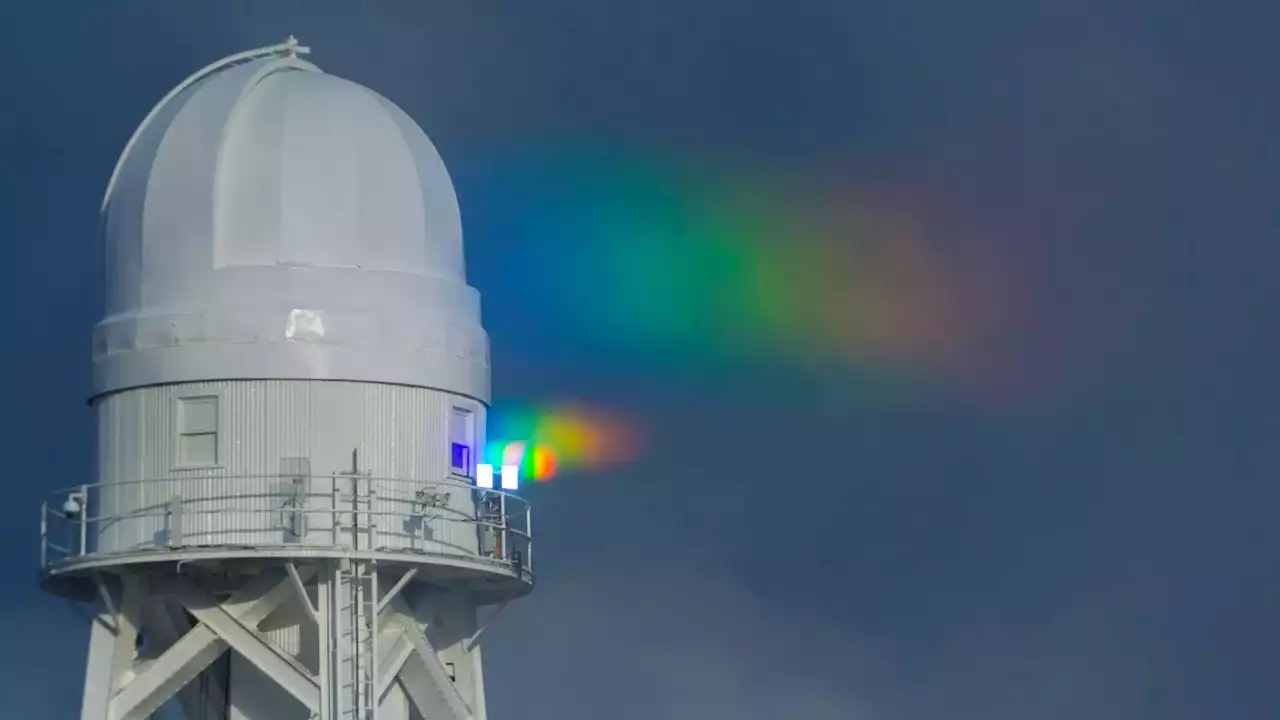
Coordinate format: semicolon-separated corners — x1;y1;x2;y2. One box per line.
212;59;321;269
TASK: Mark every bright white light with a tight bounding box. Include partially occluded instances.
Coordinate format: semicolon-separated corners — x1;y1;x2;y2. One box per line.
476;463;495;489
501;464;520;490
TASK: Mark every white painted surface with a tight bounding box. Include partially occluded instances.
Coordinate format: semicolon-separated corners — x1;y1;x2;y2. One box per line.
229;654;309;720
93;380;488;559
57;41;522;720
96;54;488;400
429;590;485;718
380;677;412;720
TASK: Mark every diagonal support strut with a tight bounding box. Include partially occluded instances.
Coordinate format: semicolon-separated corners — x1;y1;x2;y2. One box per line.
106;568;314;720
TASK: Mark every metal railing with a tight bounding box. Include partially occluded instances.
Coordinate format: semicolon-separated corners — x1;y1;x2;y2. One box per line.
40;474;532;575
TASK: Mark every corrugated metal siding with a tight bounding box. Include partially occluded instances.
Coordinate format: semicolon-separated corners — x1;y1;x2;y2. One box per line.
262;623;303;659
94;380;488;561
360;384;487;556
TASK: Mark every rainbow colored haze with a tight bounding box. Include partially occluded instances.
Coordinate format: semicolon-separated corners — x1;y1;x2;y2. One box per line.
462;144;1027;482
461;144;1019;395
484;404;640;483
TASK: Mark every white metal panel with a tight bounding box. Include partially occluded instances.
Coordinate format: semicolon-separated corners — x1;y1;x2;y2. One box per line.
368;91;466;277
93;380;494;562
213;68;291;269
262;622;303;660
228;654;310;720
380;674;413;720
429;592;484;717
357;384;487;555
102;60;286;320
95;49;489;400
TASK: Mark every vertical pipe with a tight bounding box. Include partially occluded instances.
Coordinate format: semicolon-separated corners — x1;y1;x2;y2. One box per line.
498;493;507;561
40;502;47;566
331;472;340;549
354;561;365;717
364;476;375;552
370;564;379;719
317;560;332;720
78;485;88;557
525;504;533;572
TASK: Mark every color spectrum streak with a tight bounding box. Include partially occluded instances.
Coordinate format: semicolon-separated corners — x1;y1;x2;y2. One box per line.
485;404;640;483
458;143;1022;398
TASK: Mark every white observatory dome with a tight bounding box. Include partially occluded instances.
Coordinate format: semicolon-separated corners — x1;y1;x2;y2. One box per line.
96;51;489;400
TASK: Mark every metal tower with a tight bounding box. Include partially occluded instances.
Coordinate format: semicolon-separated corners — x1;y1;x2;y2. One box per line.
39;38;532;720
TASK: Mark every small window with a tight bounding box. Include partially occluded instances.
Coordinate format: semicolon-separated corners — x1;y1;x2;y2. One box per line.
178;396;218;467
449;407;473;476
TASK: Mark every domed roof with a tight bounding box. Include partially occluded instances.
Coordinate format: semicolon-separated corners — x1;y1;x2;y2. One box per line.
95;40;489;400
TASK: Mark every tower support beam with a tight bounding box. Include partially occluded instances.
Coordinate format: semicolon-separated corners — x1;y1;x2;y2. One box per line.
81;602;122;720
182;594;320;712
108;620;227;720
385;593;474;720
141;596;229;720
377;624;414;703
106;569;314;720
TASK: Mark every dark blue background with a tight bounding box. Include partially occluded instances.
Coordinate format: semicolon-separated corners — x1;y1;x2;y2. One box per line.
2;2;1278;718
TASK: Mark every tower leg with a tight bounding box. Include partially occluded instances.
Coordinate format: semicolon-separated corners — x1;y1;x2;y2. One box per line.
81;600;118;720
76;569;314;720
71;564;502;720
82;576;143;720
142;597;230;720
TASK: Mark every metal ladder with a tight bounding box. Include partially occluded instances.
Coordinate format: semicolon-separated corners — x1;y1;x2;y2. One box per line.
334;450;379;719
336;560;379;719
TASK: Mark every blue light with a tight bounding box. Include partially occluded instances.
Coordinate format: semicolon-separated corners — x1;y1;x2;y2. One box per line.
451;442;472;474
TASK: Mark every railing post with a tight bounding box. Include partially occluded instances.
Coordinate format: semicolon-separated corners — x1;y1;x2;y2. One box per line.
331;472;341;549
40;502;47;566
168;494;184;548
78;485;88;557
364;475;377;551
525;504;533;572
499;492;507;561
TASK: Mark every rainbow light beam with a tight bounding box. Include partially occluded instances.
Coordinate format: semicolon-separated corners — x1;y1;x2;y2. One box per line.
458;145;1024;398
484;404;639;483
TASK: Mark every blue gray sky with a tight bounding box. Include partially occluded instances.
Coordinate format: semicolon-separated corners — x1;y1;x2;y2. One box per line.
2;2;1279;718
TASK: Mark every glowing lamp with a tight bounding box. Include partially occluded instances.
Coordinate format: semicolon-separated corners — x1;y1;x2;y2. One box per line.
501;464;520;491
476;463;495;489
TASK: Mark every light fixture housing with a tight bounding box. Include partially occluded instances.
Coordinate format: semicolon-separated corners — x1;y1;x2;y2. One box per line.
500;464;520;491
476;463;495;489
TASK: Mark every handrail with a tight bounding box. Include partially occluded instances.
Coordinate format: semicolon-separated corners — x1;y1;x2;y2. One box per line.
43;473;525;506
40;473;532;576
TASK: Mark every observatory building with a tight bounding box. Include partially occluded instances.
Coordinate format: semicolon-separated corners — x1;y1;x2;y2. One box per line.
39;38;532;720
